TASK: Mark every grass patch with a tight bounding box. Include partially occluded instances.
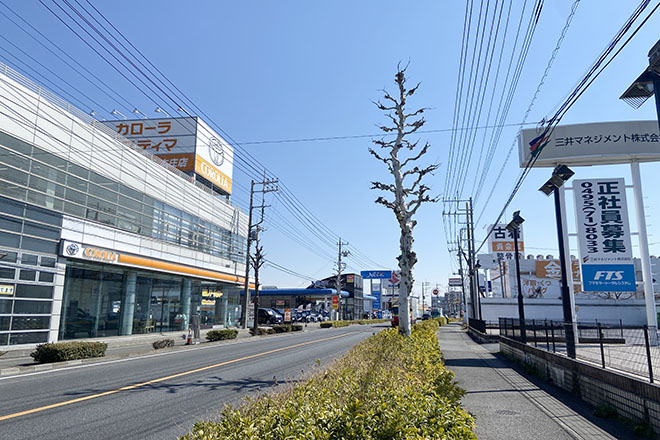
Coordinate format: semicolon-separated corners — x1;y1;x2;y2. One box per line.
181;320;475;439
152;339;175;350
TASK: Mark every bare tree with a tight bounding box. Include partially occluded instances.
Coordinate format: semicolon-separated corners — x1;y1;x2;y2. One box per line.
370;64;438;336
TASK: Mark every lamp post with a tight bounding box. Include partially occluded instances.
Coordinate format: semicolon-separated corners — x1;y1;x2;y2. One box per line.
620;39;660;343
474;261;482;320
506;211;526;343
539;164;577;358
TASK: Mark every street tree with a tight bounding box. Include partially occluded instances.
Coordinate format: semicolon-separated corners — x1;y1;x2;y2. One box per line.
370;64;439;336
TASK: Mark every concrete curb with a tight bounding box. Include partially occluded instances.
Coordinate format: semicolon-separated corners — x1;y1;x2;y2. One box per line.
0;324;328;378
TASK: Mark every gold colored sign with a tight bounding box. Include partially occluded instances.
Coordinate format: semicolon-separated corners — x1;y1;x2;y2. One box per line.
0;284;14;295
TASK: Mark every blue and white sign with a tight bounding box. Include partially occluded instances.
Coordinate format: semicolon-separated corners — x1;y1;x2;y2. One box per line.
581;264;636;292
361;270;392;280
573;178;636;292
372;288;381;310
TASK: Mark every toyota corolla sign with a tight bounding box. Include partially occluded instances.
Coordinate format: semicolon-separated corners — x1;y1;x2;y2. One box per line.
103;116;234;195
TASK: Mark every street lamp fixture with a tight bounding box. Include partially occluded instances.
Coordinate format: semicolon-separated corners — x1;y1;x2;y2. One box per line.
155;107;171;118
110;109;126;120
539;164;577;358
506;211;526;343
620;39;660;109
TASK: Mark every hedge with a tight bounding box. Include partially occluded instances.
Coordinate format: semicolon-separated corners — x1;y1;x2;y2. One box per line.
206;329;239;342
182;320;475;439
152;339;175;349
250;327;275;336
30;341;108;364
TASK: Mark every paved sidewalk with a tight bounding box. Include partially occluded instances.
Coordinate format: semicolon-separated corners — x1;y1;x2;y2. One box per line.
438;323;632;440
0;322;324;376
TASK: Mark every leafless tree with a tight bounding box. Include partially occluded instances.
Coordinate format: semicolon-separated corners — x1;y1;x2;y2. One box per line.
370;64;439;336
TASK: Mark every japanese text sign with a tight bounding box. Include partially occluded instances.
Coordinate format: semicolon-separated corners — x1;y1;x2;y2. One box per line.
573;178;636;292
488;223;524;258
519;120;660;168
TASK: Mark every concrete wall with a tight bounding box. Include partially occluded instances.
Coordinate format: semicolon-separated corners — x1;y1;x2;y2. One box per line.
480;297;652;325
501;337;660;433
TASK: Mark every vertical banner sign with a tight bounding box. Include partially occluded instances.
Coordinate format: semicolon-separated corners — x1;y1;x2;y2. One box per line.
487;224;524;260
573;178;636;292
332;296;339;310
371;281;382;311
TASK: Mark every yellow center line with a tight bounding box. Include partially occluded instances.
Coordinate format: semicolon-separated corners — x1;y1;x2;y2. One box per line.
0;332;354;422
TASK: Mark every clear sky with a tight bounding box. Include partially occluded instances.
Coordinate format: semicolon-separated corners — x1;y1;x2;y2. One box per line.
3;1;660;295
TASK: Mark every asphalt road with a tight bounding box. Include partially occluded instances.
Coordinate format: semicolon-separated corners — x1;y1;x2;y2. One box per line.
0;325;382;440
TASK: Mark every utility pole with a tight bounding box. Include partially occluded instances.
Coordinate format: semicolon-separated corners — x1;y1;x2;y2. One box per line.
335;238;350;320
241;174;278;330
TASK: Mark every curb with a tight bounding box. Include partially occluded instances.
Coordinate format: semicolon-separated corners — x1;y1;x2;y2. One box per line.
0;325;329;378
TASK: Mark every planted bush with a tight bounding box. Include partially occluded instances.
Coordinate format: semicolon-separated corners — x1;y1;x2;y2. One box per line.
206;329;239;342
250;327;275;336
271;324;292;333
152;339;175;350
30;341;107;364
182;319;475;439
320;320;351;328
290;324;303;332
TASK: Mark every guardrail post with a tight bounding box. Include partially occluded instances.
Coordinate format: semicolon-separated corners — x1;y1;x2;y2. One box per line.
619;319;624;340
544;319;550;350
532;319;537;347
598;323;605;369
644;325;654;383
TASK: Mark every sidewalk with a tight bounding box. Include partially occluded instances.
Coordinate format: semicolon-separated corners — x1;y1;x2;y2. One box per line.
438;323;632;440
0;322;323;376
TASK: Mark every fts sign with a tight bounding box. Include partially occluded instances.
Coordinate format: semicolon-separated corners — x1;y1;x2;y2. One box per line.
573;178;635;292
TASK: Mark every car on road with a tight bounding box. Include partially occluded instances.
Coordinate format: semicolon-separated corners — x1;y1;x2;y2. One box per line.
422;313;431;320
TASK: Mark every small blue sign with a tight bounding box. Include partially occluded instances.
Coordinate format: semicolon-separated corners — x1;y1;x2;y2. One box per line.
372;289;381;310
581;264;636;292
361;270;392;280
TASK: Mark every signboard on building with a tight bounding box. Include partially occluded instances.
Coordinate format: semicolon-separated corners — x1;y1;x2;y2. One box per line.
284;308;291;322
448;277;462;287
360;270;392;279
536;260;580;281
346;274;354;283
521;276;560;298
61;241;119;263
0;285;14;295
102;117;234;195
488;224;524;258
518;120;660;168
573;178;636;292
332;296;339;309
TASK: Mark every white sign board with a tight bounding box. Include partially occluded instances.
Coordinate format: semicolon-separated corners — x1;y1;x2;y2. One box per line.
102;117;234;195
386;271;401;288
518;120;660;168
521;276;561;298
488;224;524;259
573;178;636;292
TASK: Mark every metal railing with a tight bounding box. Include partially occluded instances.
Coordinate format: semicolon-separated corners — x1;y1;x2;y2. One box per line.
500;317;660;383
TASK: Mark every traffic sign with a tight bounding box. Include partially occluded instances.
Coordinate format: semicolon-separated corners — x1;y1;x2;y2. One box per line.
432;288;439;295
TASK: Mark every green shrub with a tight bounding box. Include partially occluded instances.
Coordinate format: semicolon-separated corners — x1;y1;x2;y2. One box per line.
250;327;275;336
320;322;333;328
152;339;175;349
182;319;475;439
0;350;5;358
206;329;239;342
271;324;292;333
291;324;303;332
356;319;389;325
30;341;107;364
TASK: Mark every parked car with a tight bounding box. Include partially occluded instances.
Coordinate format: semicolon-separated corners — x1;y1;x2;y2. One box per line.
257;308;283;325
422;313;431;321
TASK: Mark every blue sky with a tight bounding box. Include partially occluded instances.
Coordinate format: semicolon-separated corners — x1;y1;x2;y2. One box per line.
3;1;660;294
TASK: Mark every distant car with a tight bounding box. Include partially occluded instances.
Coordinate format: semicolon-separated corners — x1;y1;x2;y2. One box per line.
257;308;282;325
422;313;431;321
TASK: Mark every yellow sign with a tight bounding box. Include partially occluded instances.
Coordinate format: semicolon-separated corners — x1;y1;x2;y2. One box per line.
195;154;232;194
201;299;216;306
0;285;14;295
202;289;223;298
536;260;580;280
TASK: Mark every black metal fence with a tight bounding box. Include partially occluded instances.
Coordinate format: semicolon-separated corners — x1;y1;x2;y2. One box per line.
499;317;660;383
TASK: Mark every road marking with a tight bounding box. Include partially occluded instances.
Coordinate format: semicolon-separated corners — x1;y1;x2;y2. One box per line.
0;332;354;422
0;326;367;382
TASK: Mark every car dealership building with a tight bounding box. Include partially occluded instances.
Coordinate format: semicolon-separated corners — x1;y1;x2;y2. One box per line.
0;63;249;347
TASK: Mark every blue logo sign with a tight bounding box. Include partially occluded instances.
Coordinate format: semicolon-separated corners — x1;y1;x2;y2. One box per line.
372;289;381;310
361;270;392;279
581;264;636;292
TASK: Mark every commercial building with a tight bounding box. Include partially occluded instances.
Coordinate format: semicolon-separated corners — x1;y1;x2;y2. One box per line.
0;63;249;347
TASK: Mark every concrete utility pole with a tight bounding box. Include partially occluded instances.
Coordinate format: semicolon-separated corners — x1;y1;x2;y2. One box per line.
241;175;278;330
335;239;350;320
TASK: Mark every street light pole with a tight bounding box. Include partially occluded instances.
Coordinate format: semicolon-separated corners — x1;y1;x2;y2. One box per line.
512;227;526;343
553;187;576;359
